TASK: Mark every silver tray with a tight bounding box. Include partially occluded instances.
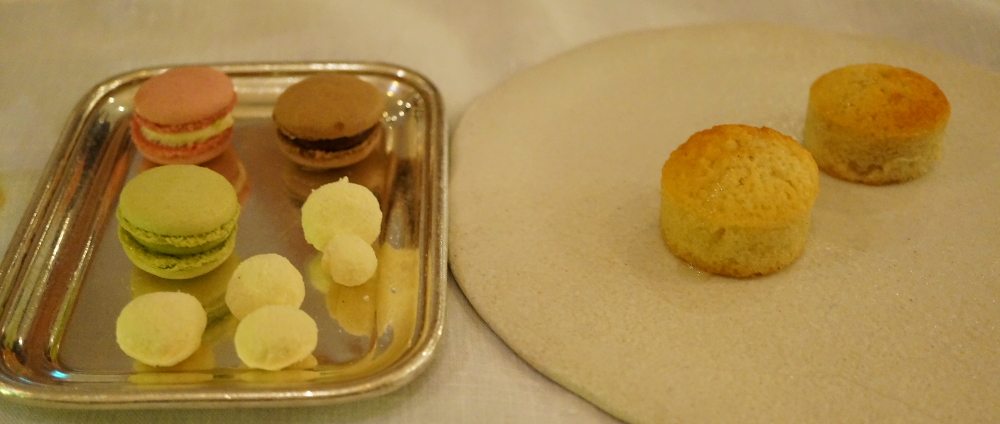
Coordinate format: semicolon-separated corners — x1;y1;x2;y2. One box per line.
0;62;447;408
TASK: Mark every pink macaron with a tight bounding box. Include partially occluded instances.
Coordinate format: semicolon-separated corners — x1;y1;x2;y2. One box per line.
130;67;237;165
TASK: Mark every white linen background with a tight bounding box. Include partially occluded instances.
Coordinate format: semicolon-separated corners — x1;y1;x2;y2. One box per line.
1;1;998;422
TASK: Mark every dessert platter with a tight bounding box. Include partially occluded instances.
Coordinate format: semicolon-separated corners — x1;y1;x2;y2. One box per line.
0;62;446;407
450;23;1000;423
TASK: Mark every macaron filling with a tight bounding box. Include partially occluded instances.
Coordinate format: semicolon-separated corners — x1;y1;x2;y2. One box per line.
131;126;233;165
140;113;234;147
278;124;377;153
118;226;237;278
117;209;239;256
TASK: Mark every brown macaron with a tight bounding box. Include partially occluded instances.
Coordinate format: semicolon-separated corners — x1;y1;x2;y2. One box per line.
272;74;384;170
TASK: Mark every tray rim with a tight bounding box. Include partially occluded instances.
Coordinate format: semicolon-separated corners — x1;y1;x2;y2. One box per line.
0;61;448;408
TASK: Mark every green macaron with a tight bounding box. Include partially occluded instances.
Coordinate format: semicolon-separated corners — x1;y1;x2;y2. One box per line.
117;164;239;279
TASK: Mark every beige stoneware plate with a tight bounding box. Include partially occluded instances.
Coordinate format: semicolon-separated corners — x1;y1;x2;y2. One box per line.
451;23;999;423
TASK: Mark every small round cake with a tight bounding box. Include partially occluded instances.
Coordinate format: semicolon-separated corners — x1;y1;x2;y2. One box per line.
115;291;207;367
660;125;819;278
300;177;383;249
803;63;950;184
225;254;305;320
234;305;318;371
321;233;377;287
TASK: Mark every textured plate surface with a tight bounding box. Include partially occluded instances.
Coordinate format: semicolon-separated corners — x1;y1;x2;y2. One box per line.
450;24;999;423
0;62;446;408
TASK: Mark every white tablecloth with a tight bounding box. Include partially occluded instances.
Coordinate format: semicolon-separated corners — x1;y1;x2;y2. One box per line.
1;1;998;422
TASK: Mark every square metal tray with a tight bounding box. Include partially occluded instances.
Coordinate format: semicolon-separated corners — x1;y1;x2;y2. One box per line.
0;62;447;408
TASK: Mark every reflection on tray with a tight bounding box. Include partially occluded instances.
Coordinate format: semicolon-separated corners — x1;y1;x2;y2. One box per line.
138;145;252;205
282;133;395;206
129;255;239;321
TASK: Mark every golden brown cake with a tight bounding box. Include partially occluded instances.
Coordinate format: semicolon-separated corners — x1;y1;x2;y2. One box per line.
660;124;819;278
803;63;951;184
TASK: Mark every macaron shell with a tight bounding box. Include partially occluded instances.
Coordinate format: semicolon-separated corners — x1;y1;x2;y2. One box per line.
133;97;235;134
134;67;237;126
119;226;236;280
272;74;383;140
139;146;250;203
117;165;239;237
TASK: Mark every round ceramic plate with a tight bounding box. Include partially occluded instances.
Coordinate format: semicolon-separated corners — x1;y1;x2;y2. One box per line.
450;23;1000;423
